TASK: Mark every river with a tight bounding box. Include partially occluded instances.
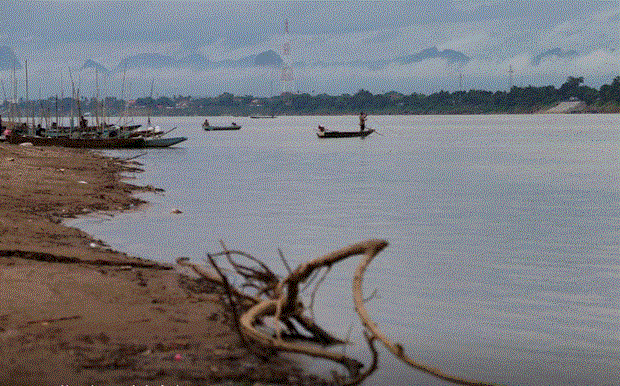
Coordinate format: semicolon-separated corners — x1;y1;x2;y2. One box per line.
70;114;620;386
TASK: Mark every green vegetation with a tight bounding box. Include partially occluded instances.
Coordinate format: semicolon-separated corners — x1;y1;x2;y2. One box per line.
4;76;620;118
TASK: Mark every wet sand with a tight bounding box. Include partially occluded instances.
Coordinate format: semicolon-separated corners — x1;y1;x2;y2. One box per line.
0;143;325;386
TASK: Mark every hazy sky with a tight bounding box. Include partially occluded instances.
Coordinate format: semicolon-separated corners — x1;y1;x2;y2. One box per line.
2;1;619;97
5;1;613;46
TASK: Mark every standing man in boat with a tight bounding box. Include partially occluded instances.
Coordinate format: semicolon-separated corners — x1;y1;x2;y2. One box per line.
359;111;368;132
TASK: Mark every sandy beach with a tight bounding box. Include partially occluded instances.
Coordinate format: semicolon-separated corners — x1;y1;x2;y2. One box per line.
0;143;325;386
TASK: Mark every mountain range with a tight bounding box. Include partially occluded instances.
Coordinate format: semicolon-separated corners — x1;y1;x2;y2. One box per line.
112;49;284;72
0;6;618;97
71;46;473;74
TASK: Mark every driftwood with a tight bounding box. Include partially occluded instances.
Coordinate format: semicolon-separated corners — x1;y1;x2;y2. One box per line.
179;239;498;385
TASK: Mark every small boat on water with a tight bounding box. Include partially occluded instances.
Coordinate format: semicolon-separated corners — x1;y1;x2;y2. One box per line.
202;121;241;131
250;115;276;119
316;126;374;138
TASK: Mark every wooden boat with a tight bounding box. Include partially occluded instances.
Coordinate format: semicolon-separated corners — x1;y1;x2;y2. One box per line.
6;133;146;148
143;136;187;147
250;115;276;119
316;128;374;138
6;130;187;148
203;123;241;131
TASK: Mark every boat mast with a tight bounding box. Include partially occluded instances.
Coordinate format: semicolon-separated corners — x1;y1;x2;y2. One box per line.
37;87;42;128
11;63;16;125
25;59;29;133
69;68;75;132
95;69;100;130
0;79;7;118
147;77;154;127
55;94;59;130
120;68;127;127
59;70;64;130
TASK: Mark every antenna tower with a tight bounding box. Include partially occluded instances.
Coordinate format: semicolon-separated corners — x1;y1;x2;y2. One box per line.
281;19;294;94
508;65;514;91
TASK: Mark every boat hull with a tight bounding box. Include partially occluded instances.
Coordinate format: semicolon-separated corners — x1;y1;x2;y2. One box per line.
6;134;146;148
203;125;241;131
317;129;374;138
144;136;187;147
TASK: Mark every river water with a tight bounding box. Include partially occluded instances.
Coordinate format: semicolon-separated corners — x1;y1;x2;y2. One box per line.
69;114;620;386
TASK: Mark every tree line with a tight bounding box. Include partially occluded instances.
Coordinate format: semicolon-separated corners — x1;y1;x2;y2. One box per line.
3;76;620;118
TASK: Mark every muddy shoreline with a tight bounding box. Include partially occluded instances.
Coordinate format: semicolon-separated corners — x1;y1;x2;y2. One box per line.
0;143;327;386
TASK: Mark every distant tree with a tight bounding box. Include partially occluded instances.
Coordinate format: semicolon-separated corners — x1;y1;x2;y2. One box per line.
558;76;584;100
599;76;620;103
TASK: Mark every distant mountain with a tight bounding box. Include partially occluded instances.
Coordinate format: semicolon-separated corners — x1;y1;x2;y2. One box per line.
532;48;578;66
117;53;177;70
81;59;110;74
396;46;470;65
176;52;216;68
115;50;284;71
253;50;283;66
0;46;21;71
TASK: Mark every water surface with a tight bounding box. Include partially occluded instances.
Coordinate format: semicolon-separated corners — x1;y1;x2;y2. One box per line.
71;114;620;386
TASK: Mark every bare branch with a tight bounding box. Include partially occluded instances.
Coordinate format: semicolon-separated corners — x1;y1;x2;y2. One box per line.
277;239;390;315
206;252;251;351
352;241;501;386
340;331;379;386
182;239;502;385
239;298;363;377
309;266;331;320
278;248;292;275
176;257;259;306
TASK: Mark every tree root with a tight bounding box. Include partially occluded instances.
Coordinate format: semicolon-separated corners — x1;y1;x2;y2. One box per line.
180;239;501;386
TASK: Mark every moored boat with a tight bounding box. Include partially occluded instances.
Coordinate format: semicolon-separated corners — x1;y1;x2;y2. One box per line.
6;133;146;148
143;136;188;147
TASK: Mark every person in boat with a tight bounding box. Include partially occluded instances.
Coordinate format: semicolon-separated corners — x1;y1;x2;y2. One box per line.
203;119;209;127
318;125;326;132
79;116;88;129
36;124;45;137
359;112;367;132
0;115;6;138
